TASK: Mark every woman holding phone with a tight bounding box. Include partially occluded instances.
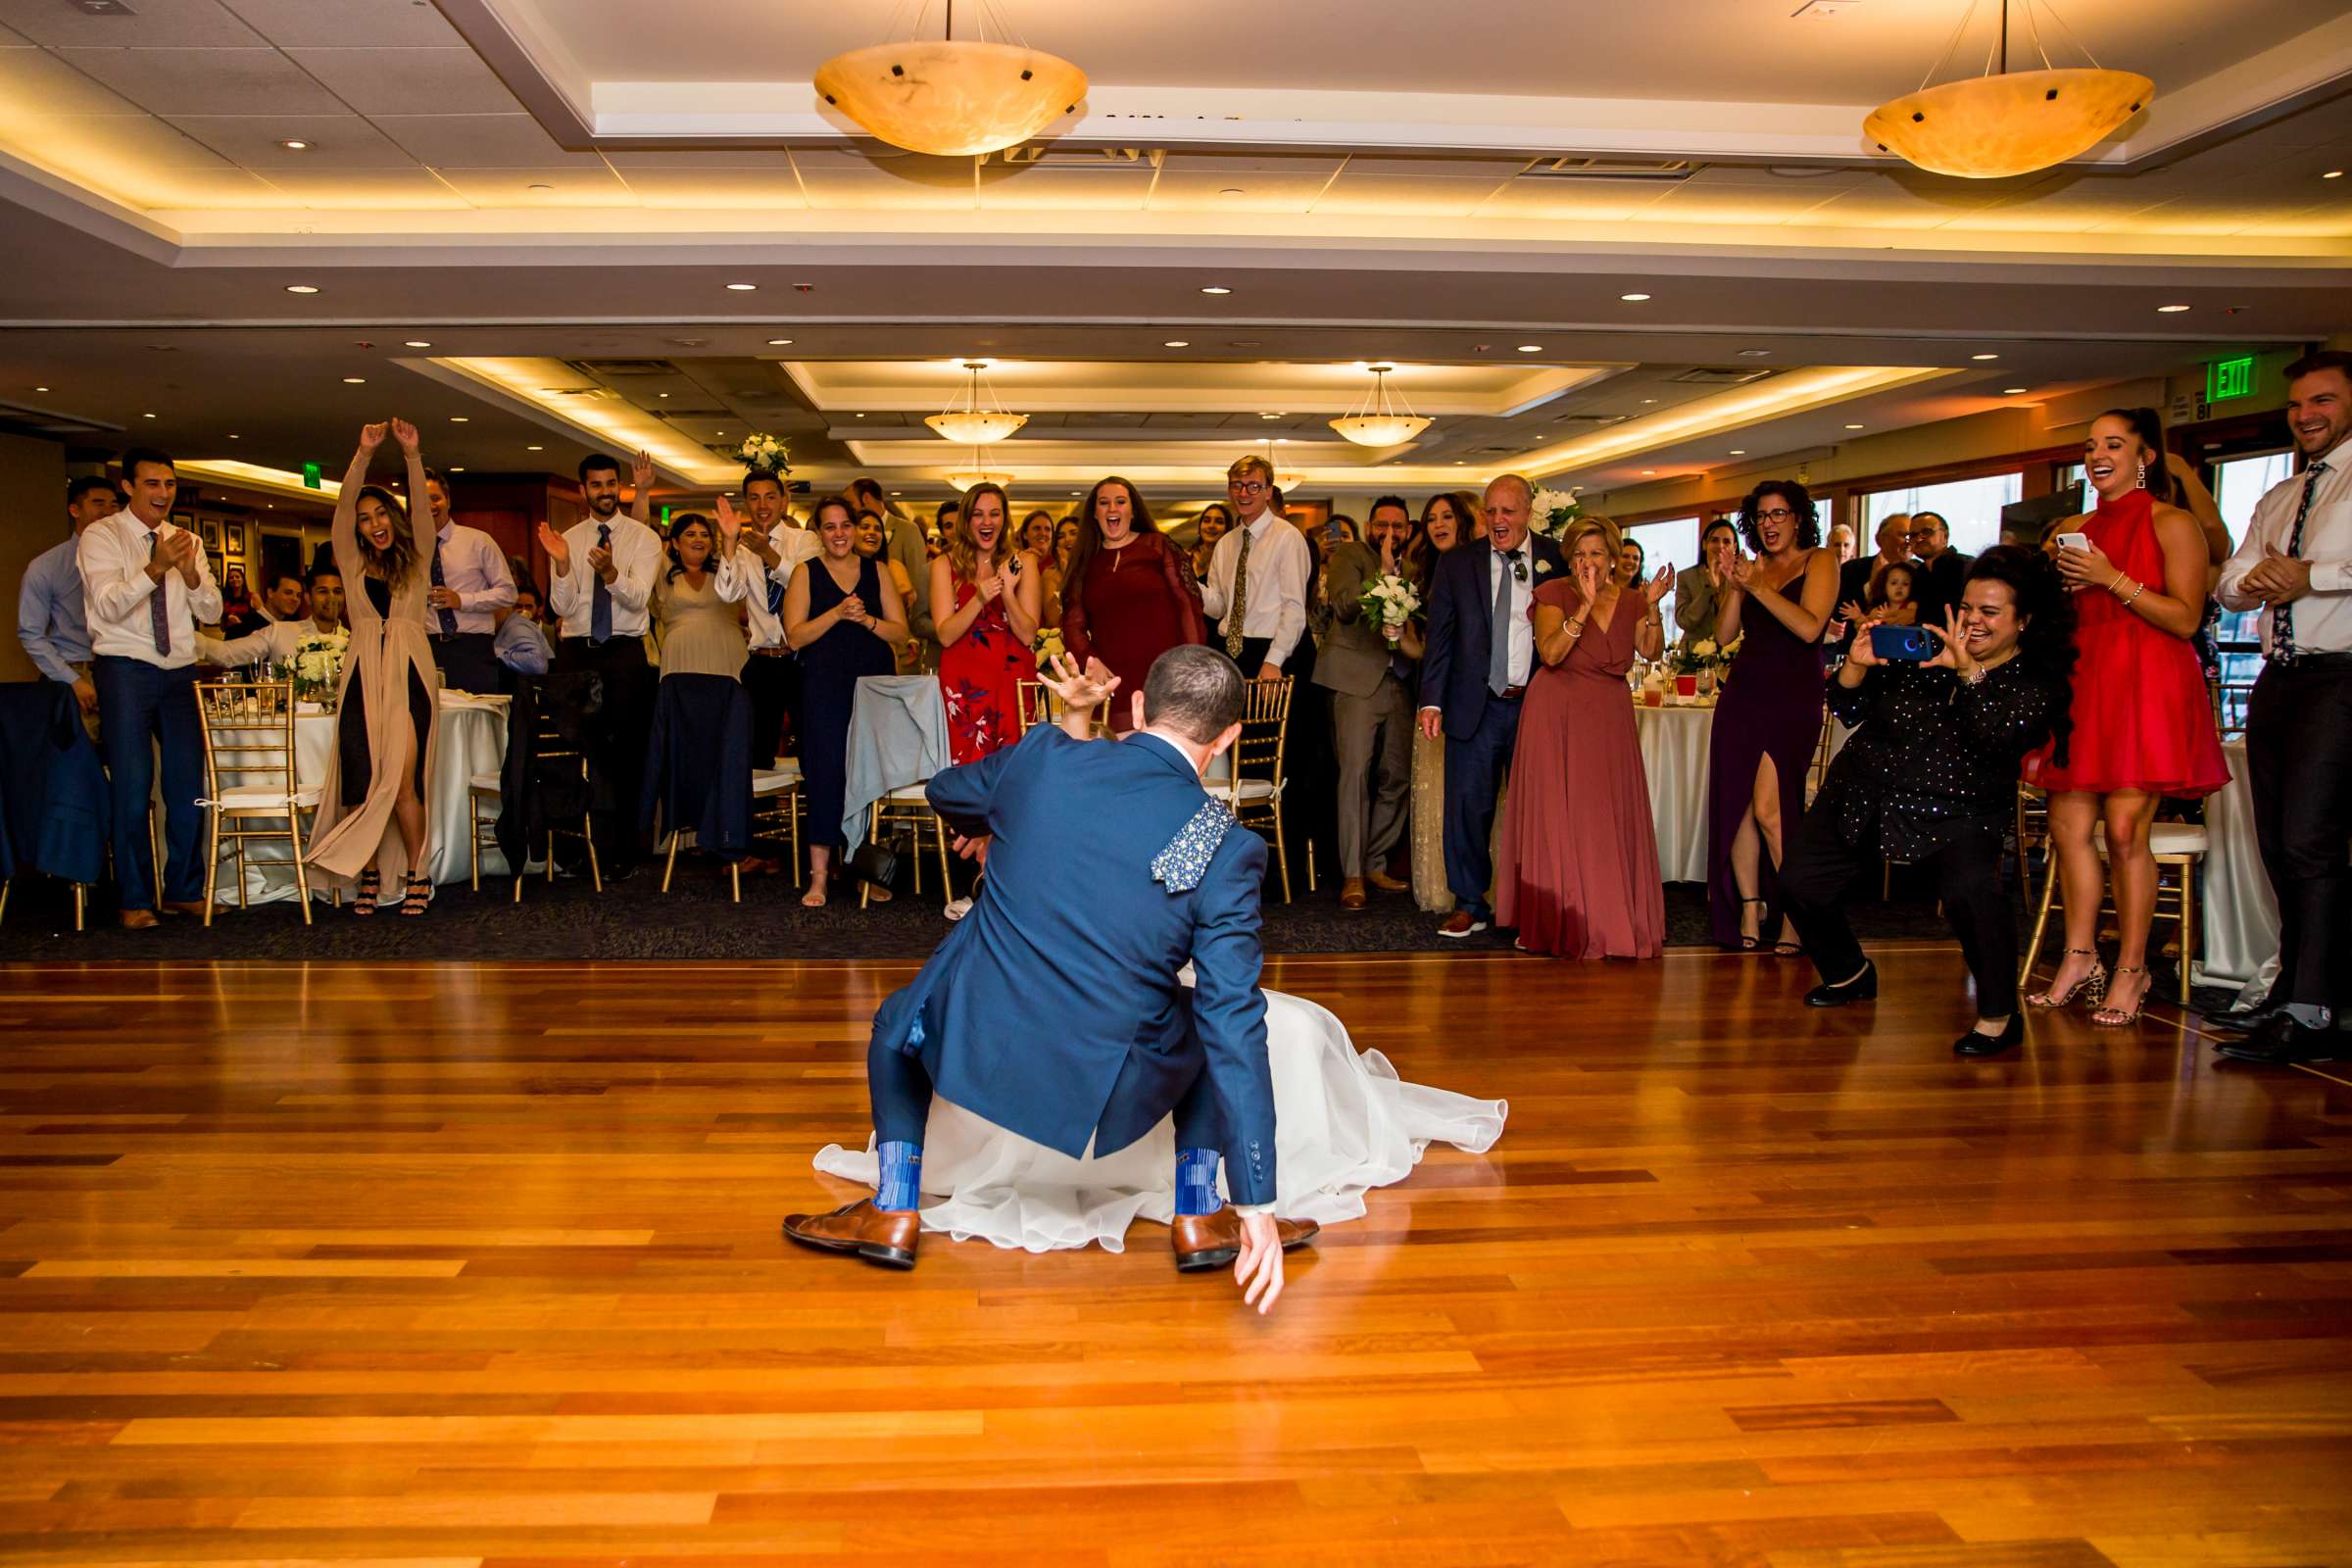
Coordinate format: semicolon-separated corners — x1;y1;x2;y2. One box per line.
2025;408;2230;1027
1782;547;2076;1055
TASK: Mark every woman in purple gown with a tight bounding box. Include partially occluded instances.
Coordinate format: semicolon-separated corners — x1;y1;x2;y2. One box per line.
1706;480;1838;952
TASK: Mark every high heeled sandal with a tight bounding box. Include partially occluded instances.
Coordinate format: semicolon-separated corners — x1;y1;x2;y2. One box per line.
2091;966;2149;1027
398;874;432;917
2027;948;2107;1008
351;868;380;917
1735;896;1767;953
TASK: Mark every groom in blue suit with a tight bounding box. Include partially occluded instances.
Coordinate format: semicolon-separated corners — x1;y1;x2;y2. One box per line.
784;646;1315;1310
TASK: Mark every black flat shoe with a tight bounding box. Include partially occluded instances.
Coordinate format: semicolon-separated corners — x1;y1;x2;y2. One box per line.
2201;1002;2286;1036
1954;1014;2023;1057
1804;960;1877;1007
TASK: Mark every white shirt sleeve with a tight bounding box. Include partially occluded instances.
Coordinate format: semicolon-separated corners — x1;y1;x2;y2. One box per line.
77;517;159;623
2214;491;2275;613
1200;529;1233;620
1265;527;1310;668
610;522;660;614
547;524;588;619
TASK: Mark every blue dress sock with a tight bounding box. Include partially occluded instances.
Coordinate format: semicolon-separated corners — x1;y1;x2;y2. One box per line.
1175;1146;1223;1217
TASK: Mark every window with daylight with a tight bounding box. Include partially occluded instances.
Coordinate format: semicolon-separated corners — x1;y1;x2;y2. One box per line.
1619;514;1700;630
1860;472;2024;559
2209;449;2296;737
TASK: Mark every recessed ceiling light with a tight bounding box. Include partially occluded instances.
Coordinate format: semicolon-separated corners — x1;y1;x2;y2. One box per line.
855;412;865;417
450;416;468;422
142;412;156;419
766;338;794;346
227;433;239;439
284;284;318;294
342;376;366;384
404;340;431;348
1517;344;1544;353
449;466;466;471
1641;398;1656;404
33;385;48;392
725;282;758;291
278;138;310;151
525;444;543;451
1845;422;1865;429
2157;303;2192;313
2003;386;2029;395
1163;340;1190;348
1971;353;2000;361
1619;292;1651;302
890;490;903;496
658;392;669;398
2326;170;2345;179
1273;438;1288;444
1453;460;1465;466
1729;449;1745;456
1641;469;1655;475
526;183;554;192
1200;285;1232;295
1738;348;1773;358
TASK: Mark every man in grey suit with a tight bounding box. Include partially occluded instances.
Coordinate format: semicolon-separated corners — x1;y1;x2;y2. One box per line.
1314;496;1416;909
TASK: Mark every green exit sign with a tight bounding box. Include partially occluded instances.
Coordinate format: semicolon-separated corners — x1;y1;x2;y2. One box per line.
2208;355;2256;403
301;461;323;489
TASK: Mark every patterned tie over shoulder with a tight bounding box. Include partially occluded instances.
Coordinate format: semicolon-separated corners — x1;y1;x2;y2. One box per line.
1152;799;1238;893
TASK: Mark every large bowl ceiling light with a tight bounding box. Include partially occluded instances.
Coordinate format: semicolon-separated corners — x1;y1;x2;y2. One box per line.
1866;0;2151;179
946;449;1014;491
815;2;1086;159
925;360;1028;445
1329;364;1433;448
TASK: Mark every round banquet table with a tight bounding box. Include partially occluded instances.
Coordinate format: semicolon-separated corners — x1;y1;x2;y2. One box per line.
2192;740;2280;1000
212;696;512;906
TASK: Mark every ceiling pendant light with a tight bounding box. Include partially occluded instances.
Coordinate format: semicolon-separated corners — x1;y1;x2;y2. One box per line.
1329;364;1433;449
925;360;1028;445
947;447;1013;491
814;0;1087;159
1866;0;2151;179
1263;441;1304;496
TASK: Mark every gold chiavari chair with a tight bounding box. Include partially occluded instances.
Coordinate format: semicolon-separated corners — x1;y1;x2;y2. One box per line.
1210;676;1295;903
861;783;957;909
505;708;601;904
751;759;806;894
193;679;321;926
2020;813;2207;1004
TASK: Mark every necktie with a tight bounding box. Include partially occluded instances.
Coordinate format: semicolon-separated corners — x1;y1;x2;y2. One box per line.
2274;461;2327;662
1488;548;1516;695
1225;523;1252;659
430;539;457;636
590;523;613;644
765;573;786;618
146;530;172;657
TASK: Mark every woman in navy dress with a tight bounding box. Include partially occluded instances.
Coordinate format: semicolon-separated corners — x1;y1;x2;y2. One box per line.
787;494;910;906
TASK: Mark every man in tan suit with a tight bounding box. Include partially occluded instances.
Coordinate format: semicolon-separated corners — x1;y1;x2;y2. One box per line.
1314;496;1416;909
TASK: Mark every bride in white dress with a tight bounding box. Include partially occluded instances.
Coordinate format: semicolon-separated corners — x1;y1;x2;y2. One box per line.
814;977;1506;1254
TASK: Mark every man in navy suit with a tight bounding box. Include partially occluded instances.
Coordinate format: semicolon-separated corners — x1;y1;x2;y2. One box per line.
1417;474;1567;937
784;647;1316;1311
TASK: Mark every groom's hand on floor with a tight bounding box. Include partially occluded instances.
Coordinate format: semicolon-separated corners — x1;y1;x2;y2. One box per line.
1236;1212;1285;1315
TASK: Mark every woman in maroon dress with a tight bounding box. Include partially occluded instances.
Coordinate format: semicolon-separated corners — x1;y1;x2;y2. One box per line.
2024;408;2230;1027
1499;517;1673;958
1058;476;1205;732
930;481;1040;766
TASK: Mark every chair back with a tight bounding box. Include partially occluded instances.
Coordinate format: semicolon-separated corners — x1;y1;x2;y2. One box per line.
1217;676;1293;809
195;680;299;805
1013;679;1054;738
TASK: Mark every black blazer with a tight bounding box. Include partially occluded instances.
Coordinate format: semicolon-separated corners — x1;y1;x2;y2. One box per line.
1417;534;1567;741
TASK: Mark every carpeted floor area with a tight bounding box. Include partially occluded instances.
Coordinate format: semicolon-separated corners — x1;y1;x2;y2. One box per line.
5;854;1997;964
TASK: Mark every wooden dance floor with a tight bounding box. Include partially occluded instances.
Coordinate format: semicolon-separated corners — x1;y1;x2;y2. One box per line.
1;949;2347;1564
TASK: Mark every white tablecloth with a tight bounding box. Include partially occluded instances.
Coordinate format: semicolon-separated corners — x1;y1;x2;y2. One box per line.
1635;702;1715;883
2194;740;2279;997
215;698;511;905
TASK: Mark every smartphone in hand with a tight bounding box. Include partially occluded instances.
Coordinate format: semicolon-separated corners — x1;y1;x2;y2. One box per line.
1870;624;1936;662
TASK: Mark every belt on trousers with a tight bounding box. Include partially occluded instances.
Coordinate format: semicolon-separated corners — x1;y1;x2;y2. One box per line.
750;647;790;658
2275;649;2352;670
1494;684;1526;702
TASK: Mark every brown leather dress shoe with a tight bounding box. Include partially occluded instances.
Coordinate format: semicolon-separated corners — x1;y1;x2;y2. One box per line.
119;909;159;930
1365;868;1410;893
161;900;227;919
781;1200;920;1269
1339;877;1367;910
1171;1205;1320;1273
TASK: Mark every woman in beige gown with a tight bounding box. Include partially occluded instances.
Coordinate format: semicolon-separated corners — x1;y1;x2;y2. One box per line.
307;419;441;916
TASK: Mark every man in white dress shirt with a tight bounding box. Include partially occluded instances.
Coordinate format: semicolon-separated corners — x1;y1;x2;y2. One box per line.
2212;351;2352;1066
716;479;821;874
418;466;515;696
1200;456;1313;684
539;453;662;878
76;447;222;928
197;566;350;669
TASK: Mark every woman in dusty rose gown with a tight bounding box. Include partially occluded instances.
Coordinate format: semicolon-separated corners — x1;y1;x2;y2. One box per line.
1498;517;1673;958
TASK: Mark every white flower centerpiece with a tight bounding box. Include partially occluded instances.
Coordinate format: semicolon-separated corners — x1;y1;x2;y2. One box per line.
1528;487;1583;542
291;630;348;709
737;432;792;476
1359;572;1423;647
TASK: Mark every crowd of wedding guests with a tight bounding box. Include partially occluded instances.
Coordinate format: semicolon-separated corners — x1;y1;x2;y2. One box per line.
15;353;2346;1063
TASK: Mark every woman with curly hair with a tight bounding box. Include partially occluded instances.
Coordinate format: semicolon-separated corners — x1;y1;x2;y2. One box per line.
308;419;440;916
1706;478;1838;952
1781;547;2079;1056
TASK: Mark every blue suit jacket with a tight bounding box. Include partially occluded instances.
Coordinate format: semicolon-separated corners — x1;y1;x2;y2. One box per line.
870;723;1278;1205
1418;535;1567;741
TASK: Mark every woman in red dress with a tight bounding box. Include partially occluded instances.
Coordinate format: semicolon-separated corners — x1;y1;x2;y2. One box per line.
1058;475;1205;733
930;481;1041;766
1498;516;1673;958
2026;408;2230;1027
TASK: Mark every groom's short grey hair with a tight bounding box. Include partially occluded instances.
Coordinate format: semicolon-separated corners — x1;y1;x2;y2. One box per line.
1143;646;1246;743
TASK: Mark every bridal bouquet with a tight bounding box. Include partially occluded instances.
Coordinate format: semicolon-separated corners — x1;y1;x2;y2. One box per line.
291;631;347;707
736;432;791;475
1528;487;1584;541
1360;572;1421;646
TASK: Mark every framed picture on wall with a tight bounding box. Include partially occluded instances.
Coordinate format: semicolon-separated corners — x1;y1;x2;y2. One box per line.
223;521;248;556
198;516;220;549
207;549;225;582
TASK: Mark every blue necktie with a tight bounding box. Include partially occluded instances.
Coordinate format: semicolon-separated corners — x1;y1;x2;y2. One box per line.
430;539;457;636
589;524;612;644
146;531;172;656
765;575;785;617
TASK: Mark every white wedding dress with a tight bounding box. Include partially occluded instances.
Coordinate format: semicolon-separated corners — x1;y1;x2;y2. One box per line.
811;983;1507;1253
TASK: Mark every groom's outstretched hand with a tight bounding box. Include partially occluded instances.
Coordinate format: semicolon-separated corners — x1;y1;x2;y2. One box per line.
1235;1212;1286;1314
950;832;990;866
